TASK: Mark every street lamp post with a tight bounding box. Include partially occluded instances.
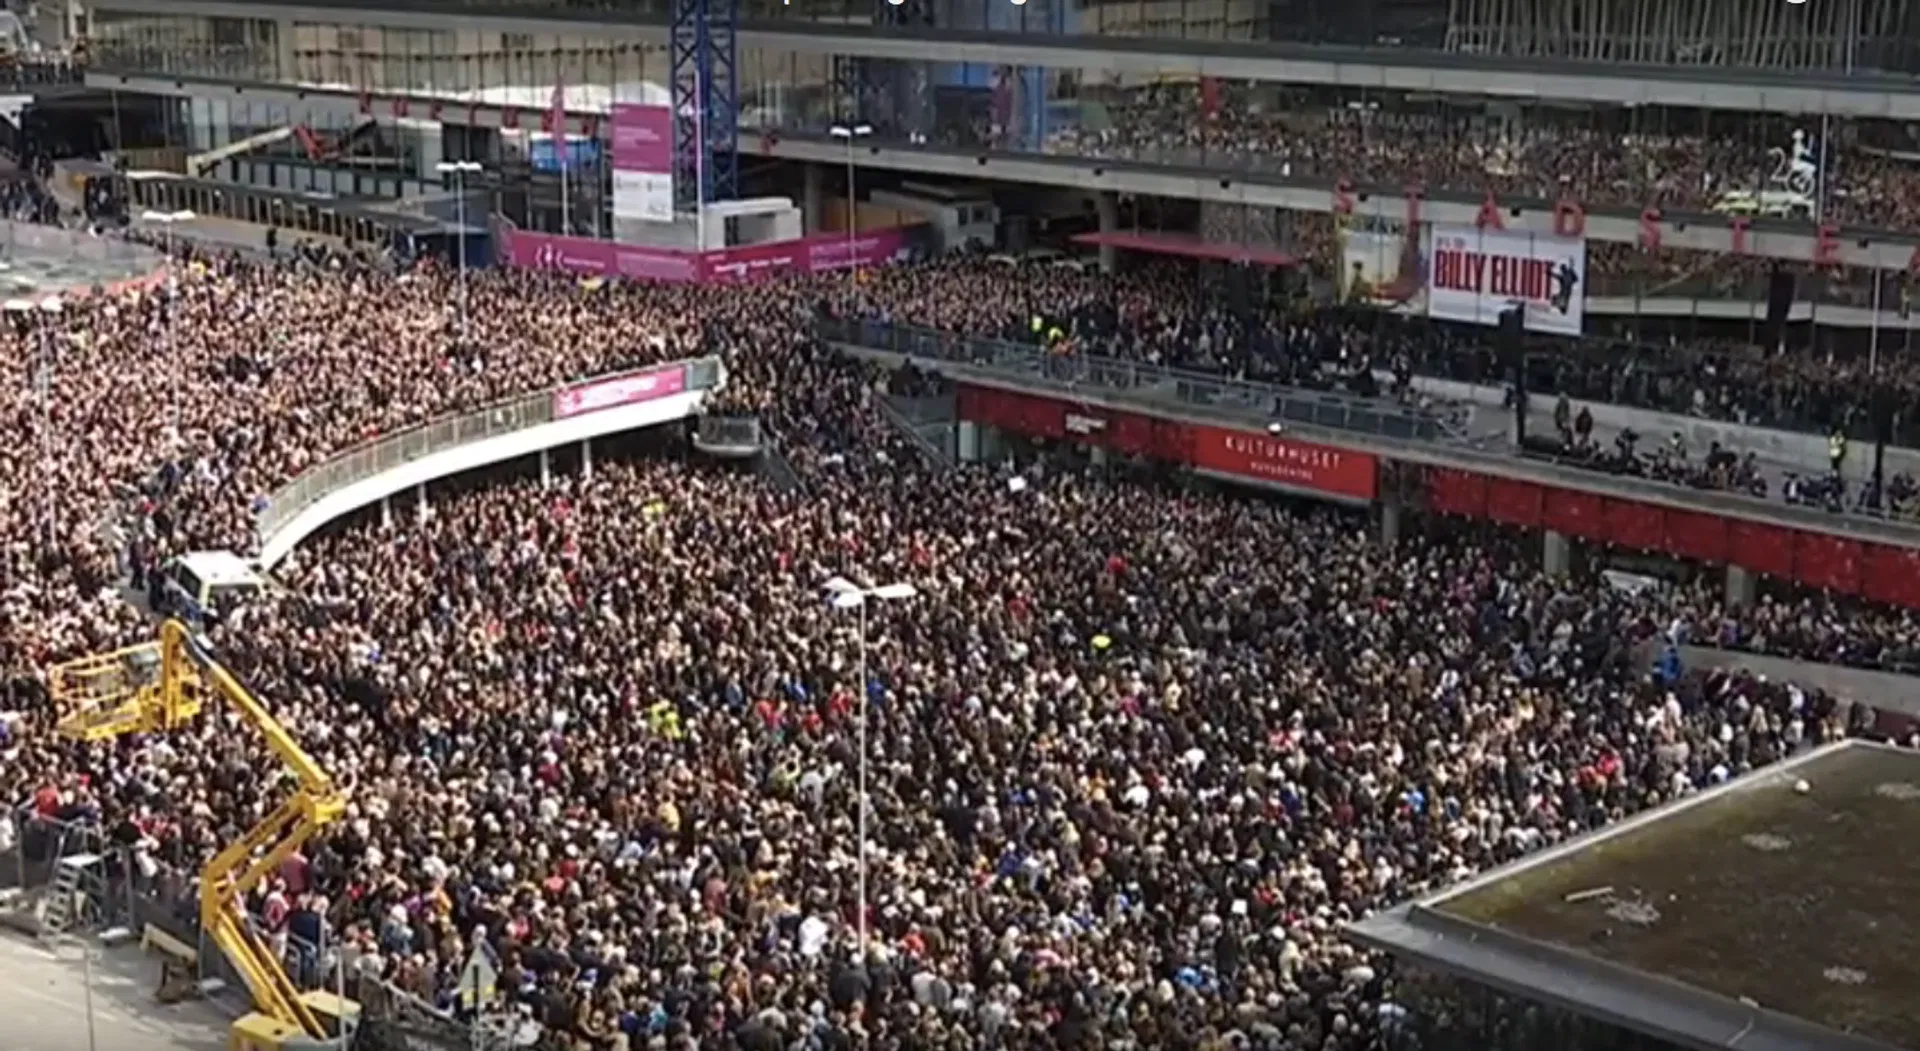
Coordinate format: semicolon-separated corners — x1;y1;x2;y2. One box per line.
828;124;873;284
6;293;61;547
823;575;917;968
436;160;484;344
141;210;193;434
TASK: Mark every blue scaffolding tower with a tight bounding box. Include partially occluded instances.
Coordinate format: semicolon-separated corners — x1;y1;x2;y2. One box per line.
670;0;738;211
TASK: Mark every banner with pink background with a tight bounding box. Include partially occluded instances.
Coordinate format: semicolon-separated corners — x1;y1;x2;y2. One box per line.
610;104;674;223
502;226;916;285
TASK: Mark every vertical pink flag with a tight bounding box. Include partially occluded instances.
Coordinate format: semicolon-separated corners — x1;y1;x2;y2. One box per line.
547;80;569;168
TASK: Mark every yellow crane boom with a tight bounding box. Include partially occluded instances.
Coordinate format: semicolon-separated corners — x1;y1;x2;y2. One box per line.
48;618;356;1051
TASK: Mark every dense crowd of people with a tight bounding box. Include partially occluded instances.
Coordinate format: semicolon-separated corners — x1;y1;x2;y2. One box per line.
1026;83;1920;230
0;251;1916;1051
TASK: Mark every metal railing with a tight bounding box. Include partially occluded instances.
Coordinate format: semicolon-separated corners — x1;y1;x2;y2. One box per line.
877;394;956;466
819;318;1920;546
254;355;723;551
693;414;764;451
819;317;1452;444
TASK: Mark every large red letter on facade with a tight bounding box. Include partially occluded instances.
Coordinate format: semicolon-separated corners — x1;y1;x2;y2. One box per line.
1728;216;1752;255
1333;178;1355;216
1552;199;1585;239
1475;192;1505;231
1815;224;1840;266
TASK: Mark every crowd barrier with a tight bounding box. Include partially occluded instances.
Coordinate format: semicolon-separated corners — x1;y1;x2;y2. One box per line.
0;800;518;1050
0;217;169;297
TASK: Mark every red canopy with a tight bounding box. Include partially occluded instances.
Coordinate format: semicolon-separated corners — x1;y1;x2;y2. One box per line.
1070;231;1299;267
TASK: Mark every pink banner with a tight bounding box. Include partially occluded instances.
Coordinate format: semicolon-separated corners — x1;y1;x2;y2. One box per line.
554;364;690;419
611;104;673;173
503;227;914;285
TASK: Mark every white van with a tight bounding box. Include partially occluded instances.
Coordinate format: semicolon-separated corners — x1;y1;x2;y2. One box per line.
159;551;268;624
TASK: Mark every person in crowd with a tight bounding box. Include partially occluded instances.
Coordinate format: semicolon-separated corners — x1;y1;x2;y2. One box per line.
0;246;1909;1051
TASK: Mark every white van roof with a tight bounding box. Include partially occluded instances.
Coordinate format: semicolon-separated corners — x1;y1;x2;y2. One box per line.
176;550;264;589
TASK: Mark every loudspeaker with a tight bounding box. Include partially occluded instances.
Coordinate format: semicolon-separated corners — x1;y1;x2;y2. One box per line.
1497;306;1525;373
1763;264;1796;347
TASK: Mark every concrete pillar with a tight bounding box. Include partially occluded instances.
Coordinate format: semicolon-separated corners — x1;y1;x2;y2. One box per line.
414;484;429;523
1543;529;1571;577
540;448;553;490
1379;496;1402;549
1089;445;1110;467
804;163;826;236
956;420;981;463
380;498;392;530
1095;192;1119;274
273;16;296;80
581;438;594;480
1726;565;1758;610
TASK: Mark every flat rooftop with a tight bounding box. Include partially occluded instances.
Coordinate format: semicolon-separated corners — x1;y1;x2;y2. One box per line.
1350;740;1920;1051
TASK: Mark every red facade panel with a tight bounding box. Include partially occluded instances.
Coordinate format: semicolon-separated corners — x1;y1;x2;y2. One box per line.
1100;412;1151;457
1484;478;1544;528
1728;520;1796;579
1661;508;1729;563
1601;498;1666;551
1541;489;1606;540
1860;545;1920;608
1794;533;1863;593
1425;468;1488;517
1186;425;1379;500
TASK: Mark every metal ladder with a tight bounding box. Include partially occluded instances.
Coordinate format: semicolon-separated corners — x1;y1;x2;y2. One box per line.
37;852;101;935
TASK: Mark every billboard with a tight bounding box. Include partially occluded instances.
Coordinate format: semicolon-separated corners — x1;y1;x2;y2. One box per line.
611;104;674;223
554;364;689;419
1422;225;1585;337
503;226;917;285
1186;424;1378;501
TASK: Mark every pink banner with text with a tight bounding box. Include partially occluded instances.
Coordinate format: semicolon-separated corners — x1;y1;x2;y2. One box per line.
554;363;689;419
502;227;917;285
611;104;674;222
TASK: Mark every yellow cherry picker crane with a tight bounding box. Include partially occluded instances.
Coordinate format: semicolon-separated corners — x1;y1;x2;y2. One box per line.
48;618;359;1051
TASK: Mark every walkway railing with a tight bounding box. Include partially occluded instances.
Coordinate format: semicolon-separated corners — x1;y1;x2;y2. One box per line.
820;317;1920;545
254;355;724;551
817;316;1453;444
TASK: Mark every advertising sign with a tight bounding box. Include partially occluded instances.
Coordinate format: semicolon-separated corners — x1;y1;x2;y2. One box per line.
506;231;700;283
503;227;915;286
611;104;674;223
1186;424;1379;501
553;364;689;419
1422;225;1586;337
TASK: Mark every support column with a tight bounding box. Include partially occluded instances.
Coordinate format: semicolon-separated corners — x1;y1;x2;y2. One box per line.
956;420;981;463
380;498;392;530
1725;565;1757;610
1089;445;1110;467
414;484;429;523
540;448;553;490
803;163;826;236
1379;495;1402;550
581;438;594;480
1095;192;1118;274
1542;530;1571;577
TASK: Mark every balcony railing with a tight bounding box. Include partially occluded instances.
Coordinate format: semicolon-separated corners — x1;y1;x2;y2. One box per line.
815;317;1461;444
254;356;723;549
818;317;1920;545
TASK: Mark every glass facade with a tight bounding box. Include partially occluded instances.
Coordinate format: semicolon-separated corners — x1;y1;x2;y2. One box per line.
85;13;1920;240
87;0;1920;72
1381;963;1695;1051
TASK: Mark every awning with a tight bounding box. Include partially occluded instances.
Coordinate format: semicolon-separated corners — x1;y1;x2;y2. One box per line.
1070;231;1299;267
